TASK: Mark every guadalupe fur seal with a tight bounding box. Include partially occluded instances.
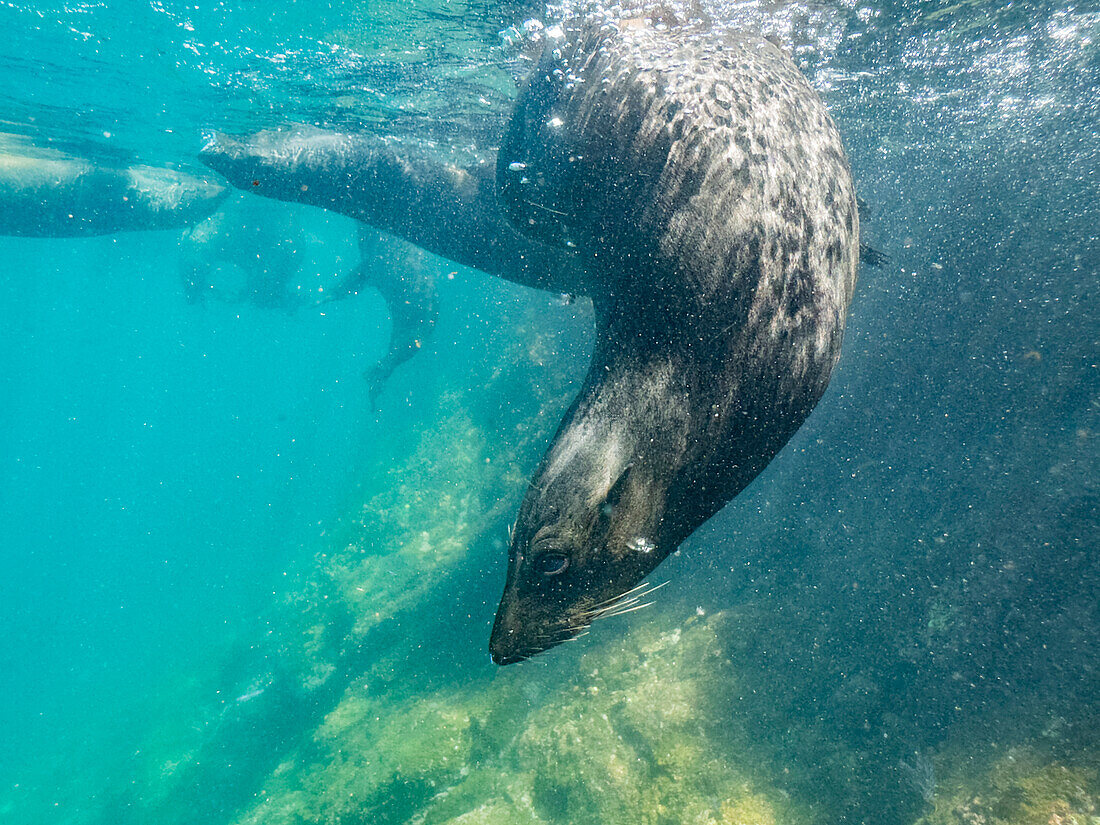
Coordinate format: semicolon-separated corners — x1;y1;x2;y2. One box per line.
0;133;226;237
201;9;860;665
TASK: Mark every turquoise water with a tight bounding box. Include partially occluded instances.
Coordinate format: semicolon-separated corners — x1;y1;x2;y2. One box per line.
1;2;1097;824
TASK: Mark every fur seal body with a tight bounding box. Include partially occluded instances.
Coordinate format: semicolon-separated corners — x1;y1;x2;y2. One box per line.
201;11;859;665
0;133;226;237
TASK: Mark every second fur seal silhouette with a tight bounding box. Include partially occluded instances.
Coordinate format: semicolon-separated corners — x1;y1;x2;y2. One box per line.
201;8;860;664
0;132;226;237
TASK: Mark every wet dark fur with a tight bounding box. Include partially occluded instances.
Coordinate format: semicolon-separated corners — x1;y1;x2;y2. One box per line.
201;13;859;665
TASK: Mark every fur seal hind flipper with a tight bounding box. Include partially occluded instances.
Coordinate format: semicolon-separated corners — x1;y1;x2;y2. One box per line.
356;230;439;408
317;227;440;408
201;128;588;294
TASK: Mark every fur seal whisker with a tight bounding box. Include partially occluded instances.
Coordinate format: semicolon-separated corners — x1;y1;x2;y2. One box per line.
597;601;656;619
595;579;655;603
581;596;646;619
525;200;569;216
582;596;644;619
579;581;667;623
581;579;664;614
591;589;660;616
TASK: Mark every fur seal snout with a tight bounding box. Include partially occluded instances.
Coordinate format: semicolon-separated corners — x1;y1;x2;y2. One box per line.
487;17;859;664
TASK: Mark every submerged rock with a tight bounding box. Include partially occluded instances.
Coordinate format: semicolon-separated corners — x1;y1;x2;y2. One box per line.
921;743;1099;825
228;612;808;825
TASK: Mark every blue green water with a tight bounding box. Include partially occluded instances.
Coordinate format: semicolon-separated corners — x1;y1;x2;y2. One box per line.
1;2;1097;824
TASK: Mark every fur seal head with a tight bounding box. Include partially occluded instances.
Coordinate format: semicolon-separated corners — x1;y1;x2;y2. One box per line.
491;458;671;665
489;12;859;664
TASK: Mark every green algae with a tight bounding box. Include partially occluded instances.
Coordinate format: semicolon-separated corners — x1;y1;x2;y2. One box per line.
501;619;786;825
328;403;496;634
921;744;1100;825
235;690;480;825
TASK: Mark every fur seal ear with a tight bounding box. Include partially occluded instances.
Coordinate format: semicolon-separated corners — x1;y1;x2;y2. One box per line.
606;464;633;506
594;464;633;539
599;464;634;521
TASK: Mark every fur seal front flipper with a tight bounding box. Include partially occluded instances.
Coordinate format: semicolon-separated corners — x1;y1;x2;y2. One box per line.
202;129;588;295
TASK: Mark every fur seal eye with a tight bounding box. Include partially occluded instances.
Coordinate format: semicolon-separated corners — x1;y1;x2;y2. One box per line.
533;553;569;576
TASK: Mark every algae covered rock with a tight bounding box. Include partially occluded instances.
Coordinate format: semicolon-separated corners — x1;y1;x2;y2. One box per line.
227;610;807;825
438;798;548;825
504;616;799;825
234;688;478;825
921;742;1100;825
